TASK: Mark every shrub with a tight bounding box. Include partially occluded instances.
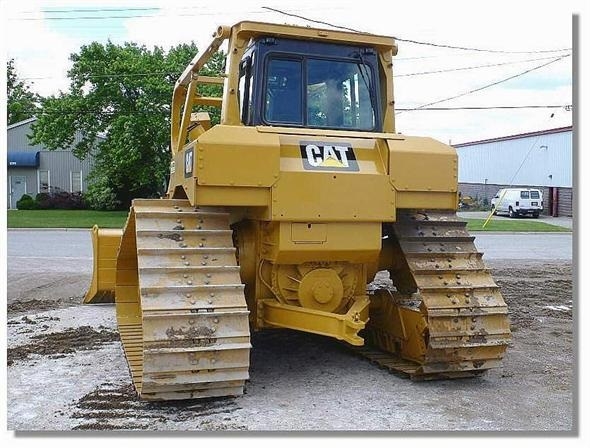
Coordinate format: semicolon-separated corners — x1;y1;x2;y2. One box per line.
51;191;84;209
35;192;51;208
34;189;86;209
84;175;122;210
16;194;38;210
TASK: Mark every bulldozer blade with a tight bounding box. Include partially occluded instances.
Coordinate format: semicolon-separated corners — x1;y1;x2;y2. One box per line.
84;225;123;304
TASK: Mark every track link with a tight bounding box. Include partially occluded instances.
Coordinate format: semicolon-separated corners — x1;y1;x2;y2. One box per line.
365;210;511;379
116;199;251;400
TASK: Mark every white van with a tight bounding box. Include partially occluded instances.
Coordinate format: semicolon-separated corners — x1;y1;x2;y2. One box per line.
491;188;543;218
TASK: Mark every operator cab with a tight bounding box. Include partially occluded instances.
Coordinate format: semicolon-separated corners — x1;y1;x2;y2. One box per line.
238;36;382;132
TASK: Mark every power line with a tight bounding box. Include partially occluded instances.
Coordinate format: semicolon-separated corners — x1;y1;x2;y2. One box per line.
397;54;571;114
396;54;570;77
18;51;570;83
20;60;571;114
19;55;561;81
9;9;271;21
11;5;343;15
396;105;572;111
22;71;183;81
394;36;571;54
17;7;162;14
34;103;571;116
8;5;573;55
10;12;237;20
19;53;563;81
262;6;572;54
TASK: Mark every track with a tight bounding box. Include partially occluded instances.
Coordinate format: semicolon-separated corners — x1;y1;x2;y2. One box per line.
115;199;251;400
364;210;511;379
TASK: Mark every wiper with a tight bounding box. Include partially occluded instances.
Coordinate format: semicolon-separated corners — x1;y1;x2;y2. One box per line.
355;51;375;116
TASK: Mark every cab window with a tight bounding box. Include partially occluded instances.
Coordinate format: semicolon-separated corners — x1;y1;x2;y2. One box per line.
262;54;377;131
264;58;303;125
307;59;375;130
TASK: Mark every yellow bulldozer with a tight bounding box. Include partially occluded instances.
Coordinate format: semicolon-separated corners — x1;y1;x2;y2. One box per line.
84;21;511;400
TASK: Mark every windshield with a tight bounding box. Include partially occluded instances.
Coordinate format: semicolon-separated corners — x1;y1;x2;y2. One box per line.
306;59;375;130
264;56;376;130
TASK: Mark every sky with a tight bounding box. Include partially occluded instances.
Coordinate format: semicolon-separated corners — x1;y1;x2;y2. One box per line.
1;0;582;145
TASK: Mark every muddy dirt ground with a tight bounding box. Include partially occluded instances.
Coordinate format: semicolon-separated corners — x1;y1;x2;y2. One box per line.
6;260;574;432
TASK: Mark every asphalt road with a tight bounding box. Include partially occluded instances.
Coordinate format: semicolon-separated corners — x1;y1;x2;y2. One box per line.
471;232;573;260
7;230;93;273
7;228;574;266
6;228;573;304
7;230;93;304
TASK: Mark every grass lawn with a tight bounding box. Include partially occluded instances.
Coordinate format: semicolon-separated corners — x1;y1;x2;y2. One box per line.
464;218;570;232
7;210;570;232
7;209;129;228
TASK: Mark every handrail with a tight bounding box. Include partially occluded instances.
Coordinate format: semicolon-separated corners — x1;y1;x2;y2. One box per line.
170;26;231;155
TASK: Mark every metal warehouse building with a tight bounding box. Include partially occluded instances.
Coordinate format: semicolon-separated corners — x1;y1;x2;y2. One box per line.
454;126;573;217
7;117;95;209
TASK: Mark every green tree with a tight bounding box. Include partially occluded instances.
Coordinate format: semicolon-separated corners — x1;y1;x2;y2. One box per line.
31;41;225;209
7;59;41;125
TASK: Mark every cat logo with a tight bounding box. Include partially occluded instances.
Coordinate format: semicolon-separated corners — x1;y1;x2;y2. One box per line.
300;142;359;172
184;148;193;178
